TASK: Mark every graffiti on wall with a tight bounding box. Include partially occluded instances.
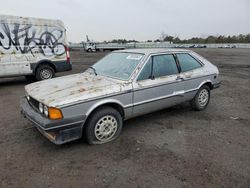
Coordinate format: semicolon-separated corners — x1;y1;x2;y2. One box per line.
0;23;65;57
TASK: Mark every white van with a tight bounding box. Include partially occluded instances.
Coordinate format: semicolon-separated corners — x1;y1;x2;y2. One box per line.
0;15;72;80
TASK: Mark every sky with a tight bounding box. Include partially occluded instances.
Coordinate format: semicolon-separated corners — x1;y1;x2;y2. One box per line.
0;0;249;42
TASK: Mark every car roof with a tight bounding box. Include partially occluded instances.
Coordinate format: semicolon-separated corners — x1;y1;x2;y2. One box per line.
115;48;191;56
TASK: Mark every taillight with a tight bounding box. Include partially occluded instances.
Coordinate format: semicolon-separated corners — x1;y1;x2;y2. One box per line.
65;45;70;63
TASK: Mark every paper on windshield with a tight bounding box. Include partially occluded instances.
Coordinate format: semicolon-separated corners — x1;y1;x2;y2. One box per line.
126;55;143;60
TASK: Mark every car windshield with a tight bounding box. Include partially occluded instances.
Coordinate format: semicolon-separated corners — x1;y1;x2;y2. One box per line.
91;52;144;80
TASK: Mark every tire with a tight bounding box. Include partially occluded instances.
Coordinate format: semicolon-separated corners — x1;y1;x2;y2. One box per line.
191;85;210;111
84;107;123;145
35;64;55;81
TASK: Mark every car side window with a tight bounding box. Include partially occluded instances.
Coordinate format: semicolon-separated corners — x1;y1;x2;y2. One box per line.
137;54;179;81
137;58;152;81
176;53;202;72
153;54;179;78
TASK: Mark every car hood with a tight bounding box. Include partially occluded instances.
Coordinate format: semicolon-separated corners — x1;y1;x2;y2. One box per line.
25;72;131;107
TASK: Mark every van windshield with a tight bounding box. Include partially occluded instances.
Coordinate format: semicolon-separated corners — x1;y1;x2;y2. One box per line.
91;52;144;80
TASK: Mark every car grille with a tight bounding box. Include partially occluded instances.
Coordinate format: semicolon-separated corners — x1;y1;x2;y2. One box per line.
28;97;40;112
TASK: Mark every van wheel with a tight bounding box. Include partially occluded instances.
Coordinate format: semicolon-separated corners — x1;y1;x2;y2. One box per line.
84;107;123;145
36;65;55;81
191;85;210;111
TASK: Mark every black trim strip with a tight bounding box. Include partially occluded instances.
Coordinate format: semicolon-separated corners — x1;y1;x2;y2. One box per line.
173;54;181;73
133;95;177;107
151;56;154;79
133;89;198;107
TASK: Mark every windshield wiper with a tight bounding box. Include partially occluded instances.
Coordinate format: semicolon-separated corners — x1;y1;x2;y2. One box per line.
89;66;97;75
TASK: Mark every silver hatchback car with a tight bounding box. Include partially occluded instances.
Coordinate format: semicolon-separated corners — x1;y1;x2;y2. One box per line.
21;49;220;145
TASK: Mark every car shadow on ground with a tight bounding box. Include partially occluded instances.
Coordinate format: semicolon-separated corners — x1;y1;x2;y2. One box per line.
0;77;30;86
36;102;194;150
123;102;192;130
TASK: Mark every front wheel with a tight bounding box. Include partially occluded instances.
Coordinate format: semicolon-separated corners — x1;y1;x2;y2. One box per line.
84;107;123;145
191;85;210;111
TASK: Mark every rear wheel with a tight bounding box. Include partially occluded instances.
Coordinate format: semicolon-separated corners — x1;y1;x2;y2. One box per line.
191;85;210;111
84;107;123;145
35;64;55;81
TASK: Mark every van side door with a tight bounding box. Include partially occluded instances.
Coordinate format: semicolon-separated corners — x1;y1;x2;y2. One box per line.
0;22;33;77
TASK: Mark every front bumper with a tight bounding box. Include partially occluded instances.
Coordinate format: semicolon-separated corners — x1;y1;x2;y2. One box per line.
20;97;86;145
212;81;221;89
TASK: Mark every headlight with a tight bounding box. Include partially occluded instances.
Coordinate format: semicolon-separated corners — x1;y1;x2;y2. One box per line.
38;103;63;120
26;95;30;101
39;103;44;113
44;105;49;117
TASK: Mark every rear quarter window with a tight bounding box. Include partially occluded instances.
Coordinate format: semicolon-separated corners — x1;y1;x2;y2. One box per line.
176;53;202;72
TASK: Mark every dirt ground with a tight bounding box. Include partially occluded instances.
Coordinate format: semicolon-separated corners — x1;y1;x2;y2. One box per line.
0;49;249;188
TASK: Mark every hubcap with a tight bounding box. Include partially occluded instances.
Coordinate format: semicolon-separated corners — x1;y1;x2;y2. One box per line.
198;89;209;106
40;69;52;79
94;115;118;142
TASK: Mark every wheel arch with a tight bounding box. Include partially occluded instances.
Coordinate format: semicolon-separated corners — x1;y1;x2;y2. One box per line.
85;100;125;124
32;60;57;74
198;80;213;90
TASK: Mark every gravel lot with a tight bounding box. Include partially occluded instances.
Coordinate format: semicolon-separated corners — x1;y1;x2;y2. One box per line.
0;49;249;188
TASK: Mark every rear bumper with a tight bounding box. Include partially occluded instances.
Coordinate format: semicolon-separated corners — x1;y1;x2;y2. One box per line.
20;97;86;145
53;60;72;72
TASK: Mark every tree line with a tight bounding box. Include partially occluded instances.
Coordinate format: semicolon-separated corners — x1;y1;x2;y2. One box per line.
160;34;250;44
105;34;250;44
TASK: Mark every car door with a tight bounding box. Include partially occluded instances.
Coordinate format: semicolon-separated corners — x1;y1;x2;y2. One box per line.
175;53;205;101
132;53;185;117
